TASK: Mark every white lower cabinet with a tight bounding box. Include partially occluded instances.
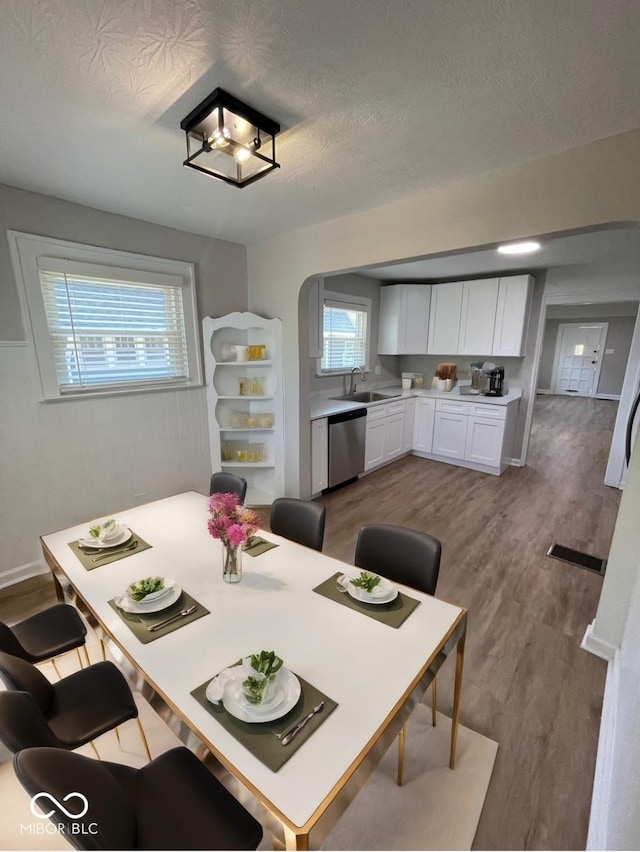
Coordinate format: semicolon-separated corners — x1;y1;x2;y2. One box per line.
403;398;416;451
365;416;386;471
413;395;517;475
433;412;467;459
385;411;405;461
412;397;435;453
364;400;407;471
465;415;505;467
310;418;328;494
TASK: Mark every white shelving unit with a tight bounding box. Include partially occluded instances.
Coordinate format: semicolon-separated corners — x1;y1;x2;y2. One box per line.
203;312;284;505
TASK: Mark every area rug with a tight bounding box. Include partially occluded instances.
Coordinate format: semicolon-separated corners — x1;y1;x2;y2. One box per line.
321;707;498;851
0;641;497;852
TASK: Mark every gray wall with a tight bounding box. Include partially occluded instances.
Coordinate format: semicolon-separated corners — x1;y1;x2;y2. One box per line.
308;273;400;394
0;183;248;584
537;306;638;395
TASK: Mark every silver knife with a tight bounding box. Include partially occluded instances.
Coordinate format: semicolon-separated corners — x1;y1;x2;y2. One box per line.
281;701;325;746
148;604;197;632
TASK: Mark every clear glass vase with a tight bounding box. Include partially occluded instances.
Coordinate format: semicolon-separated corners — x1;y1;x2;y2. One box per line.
222;542;242;583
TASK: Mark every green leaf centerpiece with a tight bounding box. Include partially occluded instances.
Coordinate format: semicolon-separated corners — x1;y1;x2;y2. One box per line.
242;650;283;705
350;571;382;593
128;576;164;601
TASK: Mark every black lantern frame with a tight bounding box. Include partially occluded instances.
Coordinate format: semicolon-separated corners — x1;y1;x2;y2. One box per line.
180;88;280;188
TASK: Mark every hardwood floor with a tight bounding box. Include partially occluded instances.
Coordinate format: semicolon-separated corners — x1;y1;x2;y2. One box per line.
0;395;621;850
317;394;620;850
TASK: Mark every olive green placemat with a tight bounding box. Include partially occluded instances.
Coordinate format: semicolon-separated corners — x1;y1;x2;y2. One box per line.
190;667;337;772
68;530;152;571
243;536;279;557
107;589;209;643
313;572;420;629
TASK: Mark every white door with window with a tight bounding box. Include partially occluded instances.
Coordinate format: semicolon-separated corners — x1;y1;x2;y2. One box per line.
551;323;608;397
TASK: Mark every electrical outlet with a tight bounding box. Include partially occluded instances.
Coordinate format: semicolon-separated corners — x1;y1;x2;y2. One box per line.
374;365;381;375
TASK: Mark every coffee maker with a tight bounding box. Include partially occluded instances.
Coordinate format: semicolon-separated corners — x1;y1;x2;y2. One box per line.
484;366;505;397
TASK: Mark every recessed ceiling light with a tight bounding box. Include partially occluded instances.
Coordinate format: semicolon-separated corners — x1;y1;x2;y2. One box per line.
497;241;541;255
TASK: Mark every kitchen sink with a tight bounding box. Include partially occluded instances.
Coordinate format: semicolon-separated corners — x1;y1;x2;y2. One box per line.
330;391;401;403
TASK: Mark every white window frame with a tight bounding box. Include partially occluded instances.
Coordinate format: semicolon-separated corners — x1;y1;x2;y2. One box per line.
7;231;202;401
316;290;372;376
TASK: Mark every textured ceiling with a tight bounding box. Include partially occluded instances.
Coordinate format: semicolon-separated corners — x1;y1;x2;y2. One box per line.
1;0;640;244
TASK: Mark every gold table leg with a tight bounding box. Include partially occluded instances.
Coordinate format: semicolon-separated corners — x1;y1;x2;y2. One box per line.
284;826;309;850
397;724;407;786
449;629;466;770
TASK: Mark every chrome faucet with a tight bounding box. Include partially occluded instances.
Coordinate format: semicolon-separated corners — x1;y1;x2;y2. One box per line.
348;366;367;395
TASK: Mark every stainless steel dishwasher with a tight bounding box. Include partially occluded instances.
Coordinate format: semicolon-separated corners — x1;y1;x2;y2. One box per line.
327;407;367;489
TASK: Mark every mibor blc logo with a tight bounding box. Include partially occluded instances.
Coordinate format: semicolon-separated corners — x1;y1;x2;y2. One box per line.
20;792;98;837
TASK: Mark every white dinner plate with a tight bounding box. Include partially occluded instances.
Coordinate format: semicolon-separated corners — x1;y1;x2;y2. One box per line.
206;667;301;723
79;526;132;549
115;585;182;614
125;577;176;604
346;577;398;605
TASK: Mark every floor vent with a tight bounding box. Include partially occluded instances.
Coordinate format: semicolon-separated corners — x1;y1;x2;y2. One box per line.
547;543;607;576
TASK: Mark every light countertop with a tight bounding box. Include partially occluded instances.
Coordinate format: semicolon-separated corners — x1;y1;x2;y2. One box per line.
310;385;522;420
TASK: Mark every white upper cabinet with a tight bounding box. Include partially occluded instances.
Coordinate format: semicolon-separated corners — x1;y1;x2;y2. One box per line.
458;278;499;355
378;285;431;355
427;274;533;356
427;282;463;354
492;275;533;357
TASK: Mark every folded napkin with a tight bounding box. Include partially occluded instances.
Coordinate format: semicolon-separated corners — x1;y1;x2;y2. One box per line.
206;666;236;703
84;519;122;545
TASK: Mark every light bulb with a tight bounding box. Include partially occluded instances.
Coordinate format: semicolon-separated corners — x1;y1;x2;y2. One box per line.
233;146;251;164
209;127;231;149
496;241;541;255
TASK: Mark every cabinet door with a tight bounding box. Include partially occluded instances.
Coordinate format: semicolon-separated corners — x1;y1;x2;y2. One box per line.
458;278;499;355
400;286;431;354
310;418;328;493
413;397;435;453
492;275;533;357
432;411;467;458
377;286;402;354
404;398;416;450
365;419;386;471
465;415;505;467
428;282;463;354
385;412;405;461
378;285;430;354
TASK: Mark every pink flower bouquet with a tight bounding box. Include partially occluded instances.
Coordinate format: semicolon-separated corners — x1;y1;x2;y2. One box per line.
207;492;259;549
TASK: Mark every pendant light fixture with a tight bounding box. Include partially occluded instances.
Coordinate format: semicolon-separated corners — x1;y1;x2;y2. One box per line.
180;88;280;188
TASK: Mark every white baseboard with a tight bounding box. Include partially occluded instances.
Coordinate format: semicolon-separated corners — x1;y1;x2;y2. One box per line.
595;393;621;401
0;560;48;591
536;388;552;395
581;620;618;662
586;650;619;850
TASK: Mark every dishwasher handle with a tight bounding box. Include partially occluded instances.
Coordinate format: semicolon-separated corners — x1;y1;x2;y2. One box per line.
328;408;367;425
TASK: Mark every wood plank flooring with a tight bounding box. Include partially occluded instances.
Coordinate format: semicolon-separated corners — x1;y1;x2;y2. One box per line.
316;394;619;850
0;395;621;850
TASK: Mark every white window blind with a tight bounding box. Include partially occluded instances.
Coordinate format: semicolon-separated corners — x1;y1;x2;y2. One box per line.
321;297;369;373
38;259;189;393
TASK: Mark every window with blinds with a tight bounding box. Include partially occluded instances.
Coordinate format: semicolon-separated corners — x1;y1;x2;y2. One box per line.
8;230;201;401
38;267;190;392
320;295;370;373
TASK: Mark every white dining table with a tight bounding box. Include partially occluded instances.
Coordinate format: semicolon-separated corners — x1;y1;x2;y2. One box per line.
40;491;467;850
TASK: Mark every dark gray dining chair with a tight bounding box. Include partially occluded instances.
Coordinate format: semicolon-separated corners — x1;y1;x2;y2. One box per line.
0;651;151;761
0;604;89;679
209;472;248;504
13;746;263;850
355;523;442;785
270;497;326;551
